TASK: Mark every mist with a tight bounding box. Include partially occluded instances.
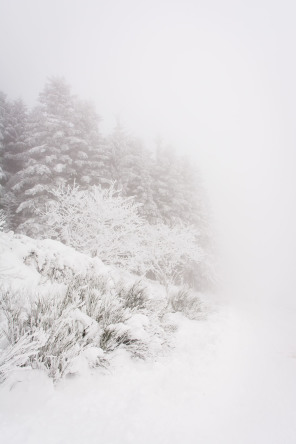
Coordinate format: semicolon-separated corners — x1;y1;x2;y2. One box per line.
0;1;296;442
1;0;295;311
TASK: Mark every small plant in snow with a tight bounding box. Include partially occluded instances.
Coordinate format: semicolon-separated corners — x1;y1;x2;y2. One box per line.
117;280;149;311
168;286;203;320
99;324;148;359
0;238;202;382
0;332;44;383
0;288;89;381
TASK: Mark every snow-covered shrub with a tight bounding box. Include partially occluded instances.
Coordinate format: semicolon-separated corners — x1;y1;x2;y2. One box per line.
42;183;144;271
66;275;157;360
99;324;148;359
66;274;150;358
37;313;85;380
0;287;89;381
0;332;42;383
168;286;203;320
66;273;127;328
0;232;202;382
116;280;149;311
41;184;202;288
24;249;75;283
0;289;25;344
140;223;201;290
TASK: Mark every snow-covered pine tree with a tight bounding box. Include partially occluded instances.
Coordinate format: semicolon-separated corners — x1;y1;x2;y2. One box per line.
103;121;131;188
10;78;103;236
0;92;8;194
103;123;157;221
122;137;158;222
152;143;184;225
150;140;208;229
3;98;28;176
72;98;104;187
1;98;28;230
177;156;207;227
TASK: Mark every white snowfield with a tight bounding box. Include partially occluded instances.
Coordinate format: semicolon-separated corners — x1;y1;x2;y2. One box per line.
0;234;296;443
0;303;295;444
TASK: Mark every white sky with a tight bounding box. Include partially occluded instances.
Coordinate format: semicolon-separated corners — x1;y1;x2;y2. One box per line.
0;0;295;305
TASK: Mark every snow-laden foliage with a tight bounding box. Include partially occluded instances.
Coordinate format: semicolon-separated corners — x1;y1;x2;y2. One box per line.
0;232;205;383
0;278;162;381
42;183;201;285
42;183;144;270
0;79;212;290
167;286;203;320
0;79;208;234
140;222;201;288
0;332;42;383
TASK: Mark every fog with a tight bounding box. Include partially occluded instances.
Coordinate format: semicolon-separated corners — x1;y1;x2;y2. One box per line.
1;0;295;308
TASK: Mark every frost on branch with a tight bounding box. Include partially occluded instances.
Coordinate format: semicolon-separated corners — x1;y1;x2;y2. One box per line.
139;222;202;289
42;183;202;287
42;183;144;271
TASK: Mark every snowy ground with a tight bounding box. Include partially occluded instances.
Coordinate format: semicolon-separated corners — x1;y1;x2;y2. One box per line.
0;299;295;444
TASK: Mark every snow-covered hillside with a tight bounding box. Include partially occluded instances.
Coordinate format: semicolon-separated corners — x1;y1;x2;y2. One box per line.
0;232;296;443
0;302;295;443
0;231;204;380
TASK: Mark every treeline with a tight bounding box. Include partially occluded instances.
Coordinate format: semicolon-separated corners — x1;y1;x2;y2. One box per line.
0;78;211;288
0;78;206;233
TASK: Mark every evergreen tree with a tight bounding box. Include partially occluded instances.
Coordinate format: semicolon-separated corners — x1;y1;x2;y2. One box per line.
152;143;182;224
10;78;102;235
123;137;157;221
0;92;8;191
72;99;104;187
0;98;28;229
104;123;158;221
103;121;130;187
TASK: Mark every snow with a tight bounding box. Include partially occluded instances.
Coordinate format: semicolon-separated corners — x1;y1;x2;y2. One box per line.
0;232;295;443
0;302;295;444
0;232;107;290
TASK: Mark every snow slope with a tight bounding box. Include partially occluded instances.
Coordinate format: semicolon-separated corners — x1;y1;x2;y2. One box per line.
0;232;295;443
0;302;295;444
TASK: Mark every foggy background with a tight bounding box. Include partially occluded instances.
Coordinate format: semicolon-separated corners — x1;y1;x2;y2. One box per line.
1;0;295;308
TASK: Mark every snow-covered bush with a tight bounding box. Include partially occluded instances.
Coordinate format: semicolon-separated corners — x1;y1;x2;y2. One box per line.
116;280;149;311
0;289;25;344
42;184;202;287
0;268;169;381
139;223;201;290
167;286;203;320
66;273;127;328
0;288;89;380
0;232;205;383
28;292;88;380
66;274;152;359
42;183;144;271
0;332;42;383
99;324;148;359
